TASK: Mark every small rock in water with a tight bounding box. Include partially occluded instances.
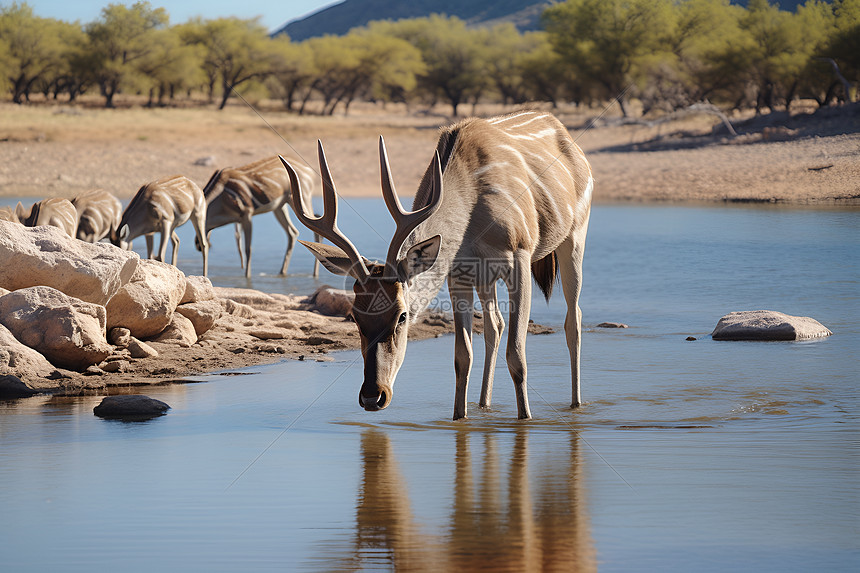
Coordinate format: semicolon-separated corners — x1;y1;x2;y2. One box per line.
686;336;697;341
0;374;41;399
711;310;832;341
93;395;170;420
596;322;629;329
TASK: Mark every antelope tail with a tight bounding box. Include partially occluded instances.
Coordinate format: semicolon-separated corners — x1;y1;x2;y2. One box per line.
531;251;558;302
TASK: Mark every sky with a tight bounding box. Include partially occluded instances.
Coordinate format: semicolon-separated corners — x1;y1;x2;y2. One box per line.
12;0;340;32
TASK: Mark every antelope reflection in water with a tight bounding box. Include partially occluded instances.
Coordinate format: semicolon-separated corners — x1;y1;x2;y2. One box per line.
333;427;596;572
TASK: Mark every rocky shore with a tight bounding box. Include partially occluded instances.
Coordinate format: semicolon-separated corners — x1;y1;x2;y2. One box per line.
0;220;467;397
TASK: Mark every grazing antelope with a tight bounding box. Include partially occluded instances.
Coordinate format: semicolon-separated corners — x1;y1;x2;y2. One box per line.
16;197;78;237
113;175;209;275
282;111;592;420
71;189;122;243
198;156;320;278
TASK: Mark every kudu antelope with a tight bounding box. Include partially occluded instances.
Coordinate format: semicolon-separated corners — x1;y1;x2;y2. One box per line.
282;111;592;420
16;197;78;237
112;175;209;275
71;189;122;243
197;156;320;278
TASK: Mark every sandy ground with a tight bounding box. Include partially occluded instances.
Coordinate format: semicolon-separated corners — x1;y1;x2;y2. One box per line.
1;97;857;394
1;99;858;204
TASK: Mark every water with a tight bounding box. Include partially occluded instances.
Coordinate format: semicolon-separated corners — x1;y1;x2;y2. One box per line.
1;200;858;571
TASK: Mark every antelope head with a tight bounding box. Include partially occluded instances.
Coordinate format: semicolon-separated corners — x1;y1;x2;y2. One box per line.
280;138;442;412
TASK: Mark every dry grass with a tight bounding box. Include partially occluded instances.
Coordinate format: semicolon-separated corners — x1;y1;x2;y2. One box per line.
1;96;858;205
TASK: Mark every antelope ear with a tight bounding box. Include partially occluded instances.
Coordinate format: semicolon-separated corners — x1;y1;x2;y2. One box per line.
119;224;130;241
299;240;371;280
399;235;441;282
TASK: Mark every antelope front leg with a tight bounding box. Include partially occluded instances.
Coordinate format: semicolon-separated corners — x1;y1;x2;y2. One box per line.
476;283;504;410
449;281;474;420
144;233;155;258
234;223;244;269
155;222;172;263
557;231;587;408
190;211;209;276
169;230;180;266
274;205;299;276
311;232;321;277
505;252;532;420
240;215;253;279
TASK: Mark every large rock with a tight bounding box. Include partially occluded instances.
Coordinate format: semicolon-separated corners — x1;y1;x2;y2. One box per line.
181;275;215;304
150;312;198;347
105;259;187;339
711;310;832;341
0;322;58;380
0;286;112;370
176;299;222;336
0;220;139;306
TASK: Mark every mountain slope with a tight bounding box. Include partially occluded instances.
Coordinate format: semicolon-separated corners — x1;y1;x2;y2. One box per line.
274;0;552;40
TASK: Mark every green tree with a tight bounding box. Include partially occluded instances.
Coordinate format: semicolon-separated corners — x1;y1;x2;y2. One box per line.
304;35;360;114
518;32;573;107
369;16;490;116
740;0;809;112
180;17;277;110
483;23;534;105
650;0;753;111
268;35;316;112
137;27;203;106
543;0;676;116
348;28;424;109
85;1;168;107
39;19;90;101
822;0;860;101
0;3;67;103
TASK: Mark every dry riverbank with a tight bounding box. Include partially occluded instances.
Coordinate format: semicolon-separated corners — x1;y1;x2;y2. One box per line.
1;98;858;205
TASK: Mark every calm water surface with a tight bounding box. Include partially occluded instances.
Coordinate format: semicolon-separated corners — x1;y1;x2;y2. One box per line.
1;201;858;571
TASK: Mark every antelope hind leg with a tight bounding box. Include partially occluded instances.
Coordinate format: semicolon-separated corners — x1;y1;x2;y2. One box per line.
476;283;504;410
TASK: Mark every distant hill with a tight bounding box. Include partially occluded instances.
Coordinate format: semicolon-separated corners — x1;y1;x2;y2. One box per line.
274;0;812;41
274;0;552;41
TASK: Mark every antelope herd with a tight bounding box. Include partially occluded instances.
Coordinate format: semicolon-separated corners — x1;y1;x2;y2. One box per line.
4;154;320;279
5;110;593;419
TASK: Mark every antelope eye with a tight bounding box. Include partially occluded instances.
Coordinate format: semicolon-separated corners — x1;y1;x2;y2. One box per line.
398;312;407;325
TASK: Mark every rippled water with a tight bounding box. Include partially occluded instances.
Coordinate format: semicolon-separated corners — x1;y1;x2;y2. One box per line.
1;201;858;571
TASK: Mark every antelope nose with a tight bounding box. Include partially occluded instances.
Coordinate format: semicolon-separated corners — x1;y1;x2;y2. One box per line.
358;389;387;412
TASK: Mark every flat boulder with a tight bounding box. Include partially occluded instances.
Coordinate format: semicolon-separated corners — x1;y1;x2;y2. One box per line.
0;220;139;306
93;395;170;420
105;259;187;339
0;286;112;370
128;337;158;359
711;310;832;341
